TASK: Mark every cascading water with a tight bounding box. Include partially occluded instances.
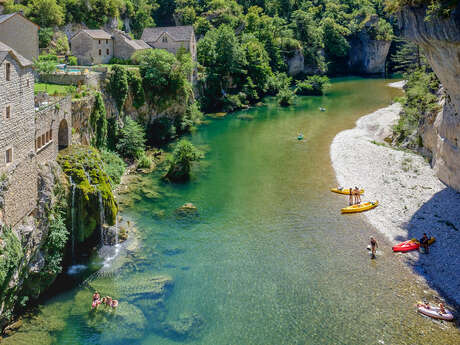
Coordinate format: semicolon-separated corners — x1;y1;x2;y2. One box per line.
70;177;76;263
98;191;105;246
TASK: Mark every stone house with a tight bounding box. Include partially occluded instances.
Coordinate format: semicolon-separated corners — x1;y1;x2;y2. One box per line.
71;29;151;65
141;26;196;60
70;30;114;65
0;40;71;226
0;12;39;61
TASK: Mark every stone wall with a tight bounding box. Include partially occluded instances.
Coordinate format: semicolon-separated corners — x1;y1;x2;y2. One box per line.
35;96;72;165
71;32;113;65
39;72;103;88
0;13;39;61
0;54;36;226
399;4;460;191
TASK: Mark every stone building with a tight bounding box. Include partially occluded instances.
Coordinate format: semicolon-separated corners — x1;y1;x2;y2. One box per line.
0;12;39;61
141;26;196;60
70;29;151;65
0;40;71;226
70;30;114;65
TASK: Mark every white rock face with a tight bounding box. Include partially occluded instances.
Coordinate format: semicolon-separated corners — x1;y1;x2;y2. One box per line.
399;4;460;192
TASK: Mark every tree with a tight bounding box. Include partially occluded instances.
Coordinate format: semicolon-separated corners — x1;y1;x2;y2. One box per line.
277;87;296;107
165;139;202;182
29;0;64;27
38;28;54;49
296;75;331;96
90;92;108;149
107;65;129;112
116;117;146;159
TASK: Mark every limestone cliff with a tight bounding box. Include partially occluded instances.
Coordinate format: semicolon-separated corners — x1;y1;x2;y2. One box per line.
0;162;68;329
399;4;460;191
348;32;391;74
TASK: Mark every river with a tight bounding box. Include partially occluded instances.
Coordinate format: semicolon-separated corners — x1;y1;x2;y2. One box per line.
6;77;460;344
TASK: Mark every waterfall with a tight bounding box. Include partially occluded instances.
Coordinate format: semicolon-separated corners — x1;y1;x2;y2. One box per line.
115;216;119;247
70;177;76;263
98;191;105;245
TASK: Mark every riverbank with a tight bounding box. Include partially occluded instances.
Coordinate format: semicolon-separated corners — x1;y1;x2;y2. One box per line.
330;99;460;307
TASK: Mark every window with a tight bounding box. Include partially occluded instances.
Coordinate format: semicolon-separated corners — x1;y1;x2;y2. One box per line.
162;35;168;43
106;49;109;55
99;49;102;56
5;148;12;164
49;129;52;140
99;40;101;44
6;105;10;119
46;131;49;142
106;39;108;44
6;63;10;81
41;134;45;146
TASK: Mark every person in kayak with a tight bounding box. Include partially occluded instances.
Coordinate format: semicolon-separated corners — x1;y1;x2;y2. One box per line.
349;187;353;206
370;237;378;259
420;233;430;254
354;187;361;204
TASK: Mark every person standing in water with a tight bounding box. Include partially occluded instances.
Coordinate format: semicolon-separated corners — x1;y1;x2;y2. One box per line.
354;187;361;204
349;187;353;206
370;237;378;259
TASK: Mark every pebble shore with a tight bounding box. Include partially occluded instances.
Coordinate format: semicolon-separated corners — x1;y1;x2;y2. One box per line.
330;87;460;307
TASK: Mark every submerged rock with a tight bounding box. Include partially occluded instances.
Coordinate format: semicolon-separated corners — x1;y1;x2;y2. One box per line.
160;312;204;340
175;203;198;216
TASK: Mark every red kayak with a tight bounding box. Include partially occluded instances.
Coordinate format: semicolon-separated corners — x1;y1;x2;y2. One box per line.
392;239;419;252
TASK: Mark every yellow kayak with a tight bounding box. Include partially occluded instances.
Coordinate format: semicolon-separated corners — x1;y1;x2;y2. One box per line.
341;201;379;213
331;188;364;195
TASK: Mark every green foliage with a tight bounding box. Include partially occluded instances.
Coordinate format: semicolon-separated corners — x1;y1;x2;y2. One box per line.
296;75;331;96
107;65;129;112
109;57;133;65
267;72;291;95
127;70;146;109
125;0;158;38
165;139;203;182
277;87;296;107
0;225;23;294
135;49;192;109
393;67;440;147
389;37;424;73
68;56;78;66
29;0;64;26
100;149;126;185
34;56;57;76
136;151;152;169
41;182;68;276
90;92;108;149
38;27;54;49
116;117;146;159
49;32;70;55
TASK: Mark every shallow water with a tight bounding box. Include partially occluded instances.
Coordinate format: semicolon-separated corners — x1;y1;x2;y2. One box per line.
7;78;460;344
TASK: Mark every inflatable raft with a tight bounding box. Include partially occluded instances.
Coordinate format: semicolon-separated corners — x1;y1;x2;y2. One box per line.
392;237;435;252
330;188;364;195
341;201;378;213
417;303;454;321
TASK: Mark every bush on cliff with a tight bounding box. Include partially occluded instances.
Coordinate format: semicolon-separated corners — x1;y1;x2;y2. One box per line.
165;140;203;182
58;146;117;243
100;149;126;186
116;117;146;160
0;225;23;298
107;65;129;112
393;67;440;147
90;92;108;149
296;76;331;96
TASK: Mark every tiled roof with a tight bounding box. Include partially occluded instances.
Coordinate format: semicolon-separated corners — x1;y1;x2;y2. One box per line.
133;40;151;49
0;40;33;67
82;29;113;40
141;26;194;42
0;13;16;24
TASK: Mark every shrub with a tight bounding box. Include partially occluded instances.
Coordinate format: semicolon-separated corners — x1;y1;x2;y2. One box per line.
165;139;203;182
100;149;126;185
39;27;54;48
277;87;296;107
296;75;331;96
109;57;132;65
107;65;129;112
137;152;152;169
116;117;146;160
89;92;108;149
68;56;78;66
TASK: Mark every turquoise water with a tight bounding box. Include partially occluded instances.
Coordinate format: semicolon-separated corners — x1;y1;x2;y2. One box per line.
7;78;460;344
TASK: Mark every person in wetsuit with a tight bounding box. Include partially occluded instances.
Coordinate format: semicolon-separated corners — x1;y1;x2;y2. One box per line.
370;237;378;259
420;233;430;254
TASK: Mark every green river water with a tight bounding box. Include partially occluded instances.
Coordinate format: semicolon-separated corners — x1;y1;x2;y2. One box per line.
6;78;460;345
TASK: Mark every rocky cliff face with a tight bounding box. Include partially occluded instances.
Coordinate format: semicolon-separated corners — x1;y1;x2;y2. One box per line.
399;4;460;191
348;32;391;74
0;162;67;329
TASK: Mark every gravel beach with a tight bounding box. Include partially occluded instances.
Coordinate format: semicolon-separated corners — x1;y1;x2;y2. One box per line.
330;95;460;307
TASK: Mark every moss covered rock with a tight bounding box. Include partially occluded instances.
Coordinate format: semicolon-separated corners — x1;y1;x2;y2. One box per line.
57;145;117;245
